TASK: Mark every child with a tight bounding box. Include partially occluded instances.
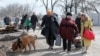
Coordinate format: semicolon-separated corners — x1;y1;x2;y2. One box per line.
25;17;31;32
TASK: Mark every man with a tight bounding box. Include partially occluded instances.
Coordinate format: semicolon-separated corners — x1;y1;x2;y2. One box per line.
75;13;82;33
4;16;11;26
14;16;20;28
19;14;27;29
31;12;38;32
41;10;59;50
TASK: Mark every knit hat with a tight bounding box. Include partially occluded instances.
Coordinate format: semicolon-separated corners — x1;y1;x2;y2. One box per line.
66;12;72;16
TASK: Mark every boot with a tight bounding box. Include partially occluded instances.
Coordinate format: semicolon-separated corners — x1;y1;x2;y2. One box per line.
48;46;53;50
81;47;87;54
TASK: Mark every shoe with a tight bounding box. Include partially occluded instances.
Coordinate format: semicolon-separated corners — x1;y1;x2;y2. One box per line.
63;48;66;51
67;51;71;54
48;46;53;50
51;48;53;50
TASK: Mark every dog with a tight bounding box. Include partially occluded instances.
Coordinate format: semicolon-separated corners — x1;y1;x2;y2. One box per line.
12;35;37;52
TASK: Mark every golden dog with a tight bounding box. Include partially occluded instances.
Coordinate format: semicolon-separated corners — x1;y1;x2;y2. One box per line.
12;35;37;52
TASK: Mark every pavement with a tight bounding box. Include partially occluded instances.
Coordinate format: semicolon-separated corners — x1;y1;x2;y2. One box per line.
0;26;100;56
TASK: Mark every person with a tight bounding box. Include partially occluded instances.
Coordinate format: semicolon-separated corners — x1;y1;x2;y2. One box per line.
25;14;31;32
19;14;27;29
14;16;20;28
75;13;82;33
80;13;93;54
4;16;11;26
31;12;38;32
41;10;59;50
59;12;79;53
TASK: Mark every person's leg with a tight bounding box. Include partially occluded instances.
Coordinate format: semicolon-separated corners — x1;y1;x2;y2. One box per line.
45;33;51;47
67;40;72;52
82;39;91;54
63;38;67;51
49;35;55;50
26;26;30;32
46;37;50;46
32;24;36;32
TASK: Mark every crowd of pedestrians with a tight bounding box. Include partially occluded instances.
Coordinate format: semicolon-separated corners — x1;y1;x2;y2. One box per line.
2;9;94;54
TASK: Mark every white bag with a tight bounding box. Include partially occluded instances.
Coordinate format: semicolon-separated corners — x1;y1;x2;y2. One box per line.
55;35;61;46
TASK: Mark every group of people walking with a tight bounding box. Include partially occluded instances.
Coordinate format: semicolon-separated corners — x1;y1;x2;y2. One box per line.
20;13;38;32
3;12;38;32
41;10;93;54
3;9;94;54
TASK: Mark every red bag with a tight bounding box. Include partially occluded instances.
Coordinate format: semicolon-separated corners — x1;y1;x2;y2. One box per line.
83;29;95;40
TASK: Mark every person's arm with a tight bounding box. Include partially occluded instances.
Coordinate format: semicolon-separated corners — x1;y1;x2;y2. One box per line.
41;15;46;27
73;20;79;34
58;19;63;34
35;15;38;23
30;16;32;23
53;16;59;27
75;18;78;24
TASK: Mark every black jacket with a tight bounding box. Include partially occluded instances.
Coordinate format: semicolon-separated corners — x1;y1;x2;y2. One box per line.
4;17;11;25
31;15;38;25
41;15;59;39
21;15;27;25
75;17;81;33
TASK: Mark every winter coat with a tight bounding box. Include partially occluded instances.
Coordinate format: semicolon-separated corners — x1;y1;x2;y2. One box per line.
4;17;11;25
15;17;20;24
75;17;81;33
21;15;27;25
59;17;78;40
31;15;38;25
41;15;59;39
25;18;31;26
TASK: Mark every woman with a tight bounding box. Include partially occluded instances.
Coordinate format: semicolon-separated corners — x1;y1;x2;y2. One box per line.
80;13;93;53
59;12;79;53
41;10;59;50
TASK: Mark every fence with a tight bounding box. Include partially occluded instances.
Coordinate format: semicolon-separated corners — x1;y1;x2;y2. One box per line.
73;13;100;26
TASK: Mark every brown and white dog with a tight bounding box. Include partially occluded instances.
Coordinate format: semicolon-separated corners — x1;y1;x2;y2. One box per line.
11;34;37;52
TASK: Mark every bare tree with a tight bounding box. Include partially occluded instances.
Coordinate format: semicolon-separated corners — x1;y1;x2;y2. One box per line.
0;4;32;17
74;0;82;14
51;0;59;12
41;0;48;11
58;0;100;14
75;0;100;13
58;0;74;14
36;0;59;12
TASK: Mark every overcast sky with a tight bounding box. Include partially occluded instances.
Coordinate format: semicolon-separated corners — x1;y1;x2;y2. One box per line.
0;0;63;15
